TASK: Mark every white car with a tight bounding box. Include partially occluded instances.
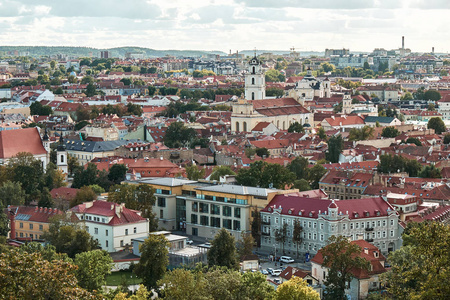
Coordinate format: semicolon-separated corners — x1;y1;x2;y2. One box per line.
261;269;269;275
280;256;295;263
186;239;194;245
271;269;283;276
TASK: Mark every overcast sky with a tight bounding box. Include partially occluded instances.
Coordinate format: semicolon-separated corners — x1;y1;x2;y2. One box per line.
0;0;449;53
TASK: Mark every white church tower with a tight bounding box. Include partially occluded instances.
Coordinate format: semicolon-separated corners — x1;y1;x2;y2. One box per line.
56;134;68;176
244;56;265;100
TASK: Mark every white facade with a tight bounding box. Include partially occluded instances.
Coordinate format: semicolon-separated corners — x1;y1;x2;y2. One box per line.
260;200;402;256
244;57;266;100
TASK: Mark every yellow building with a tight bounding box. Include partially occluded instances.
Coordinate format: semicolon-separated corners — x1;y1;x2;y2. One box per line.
9;206;64;240
135;178;297;241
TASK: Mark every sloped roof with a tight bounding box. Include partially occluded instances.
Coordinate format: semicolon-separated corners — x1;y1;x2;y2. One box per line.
0;128;47;159
10;206;64;223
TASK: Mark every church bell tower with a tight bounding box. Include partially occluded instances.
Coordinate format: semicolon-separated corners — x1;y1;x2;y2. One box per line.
244;55;266;100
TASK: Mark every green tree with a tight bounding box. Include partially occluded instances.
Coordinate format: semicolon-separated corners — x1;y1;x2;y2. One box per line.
0;248;96;299
81;76;94;84
157;268;208;300
164;122;196;148
251;207;261;248
85;83;97;97
43;217;100;258
134;234;170;290
404;159;422;177
427;103;436;111
321;62;335;73
266;87;284;97
275;223;288;255
401;92;413;100
265;69;285;82
75;249;113;292
75;120;91;131
317;127;327;140
72;163;101;189
381;126;400;138
236;231;255;257
325;135;343;163
288;122;305;133
418;165;441;178
443;133;450;144
294;179;311;191
108;164;128;184
255;147;270;158
292;219;303;258
427;117;446;134
185;164;205;180
208;228;239;269
70;186;97;208
245;147;256;158
50;60;56;69
30;101;52;116
333;102;343;113
0;180;25;206
148;86;156;96
0;204;9;237
210;166;236;181
405;137;422;146
37;187;54;208
322;236;370;300
288;157;309;180
204;268;242;299
423;89;441;101
382;222;450;299
275;276;320;300
236;161;296;189
348;126;375;141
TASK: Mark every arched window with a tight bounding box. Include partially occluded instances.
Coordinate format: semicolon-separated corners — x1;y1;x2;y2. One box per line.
243;122;247;132
235;122;240;132
252;78;255;85
252;66;255;74
252;92;255;100
283;121;286;130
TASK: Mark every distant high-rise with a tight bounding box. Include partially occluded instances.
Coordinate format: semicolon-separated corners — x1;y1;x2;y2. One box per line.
100;51;110;59
325;48;349;58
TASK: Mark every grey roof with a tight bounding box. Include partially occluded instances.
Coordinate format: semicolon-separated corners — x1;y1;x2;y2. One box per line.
65;139;138;152
196;184;278;197
364;116;396;124
139;177;198;187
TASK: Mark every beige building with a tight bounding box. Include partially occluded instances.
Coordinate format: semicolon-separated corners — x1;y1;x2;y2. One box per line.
83;125;119;141
231;96;312;132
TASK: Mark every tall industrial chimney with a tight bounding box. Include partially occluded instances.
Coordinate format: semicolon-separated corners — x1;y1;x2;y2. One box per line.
432;47;435;53
402;36;405;49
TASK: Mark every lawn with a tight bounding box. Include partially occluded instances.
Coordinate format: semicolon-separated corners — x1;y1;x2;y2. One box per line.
105;271;142;286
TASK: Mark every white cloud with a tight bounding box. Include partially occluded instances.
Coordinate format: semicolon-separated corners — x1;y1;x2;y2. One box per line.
0;0;448;52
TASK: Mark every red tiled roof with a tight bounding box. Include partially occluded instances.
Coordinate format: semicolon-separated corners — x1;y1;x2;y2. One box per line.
71;200;147;226
50;187;78;201
252;122;272;131
323;115;365;126
250;139;290;149
261;194;395;220
0;128;47;159
10;206;64;223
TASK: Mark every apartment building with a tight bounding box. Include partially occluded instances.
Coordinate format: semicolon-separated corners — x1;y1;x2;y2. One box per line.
136;177;296;241
260;194;402;256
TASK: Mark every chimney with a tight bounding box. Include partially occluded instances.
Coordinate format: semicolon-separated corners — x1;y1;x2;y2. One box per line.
8;208;16;239
402;36;405;49
432;47;435;53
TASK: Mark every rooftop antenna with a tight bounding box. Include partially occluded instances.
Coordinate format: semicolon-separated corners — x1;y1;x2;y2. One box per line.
254;47;257;57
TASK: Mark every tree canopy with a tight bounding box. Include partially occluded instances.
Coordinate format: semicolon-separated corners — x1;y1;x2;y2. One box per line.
427;117;446;134
164;122;197;148
325;135;343;163
208;228;239;270
236;161;296;189
381;126;400;138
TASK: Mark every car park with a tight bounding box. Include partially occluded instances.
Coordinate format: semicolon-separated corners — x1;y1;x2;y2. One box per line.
261;269;269;275
280;256;295;263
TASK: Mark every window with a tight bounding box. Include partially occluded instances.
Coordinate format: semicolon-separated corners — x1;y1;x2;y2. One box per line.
234;207;241;218
120;240;124;247
211;204;220;215
383;220;386;227
191;214;198;224
200;203;209;213
390;219;394;226
105;230;109;236
158;197;166;207
30;234;33;239
320;234;324;241
106;241;109;247
233;220;241;231
211;217;220;228
200;216;209;226
252;78;255;85
60;154;64;163
223;206;232;217
223;219;232;229
94;228;98;234
134;227;137;234
390;230;394;237
39;224;43;231
29;224;33;230
125;229;128;236
192;202;198;212
20;223;23;228
160;210;163;218
192;227;198;236
320;223;324;230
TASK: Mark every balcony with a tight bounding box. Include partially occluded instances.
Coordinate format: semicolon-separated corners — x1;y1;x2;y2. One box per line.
365;227;374;231
262;232;271;236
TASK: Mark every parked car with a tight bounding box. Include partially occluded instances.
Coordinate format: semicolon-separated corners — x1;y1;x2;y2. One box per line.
273;278;281;284
267;268;274;275
271;269;283;276
280;256;295;263
186;239;194;245
261;269;269;275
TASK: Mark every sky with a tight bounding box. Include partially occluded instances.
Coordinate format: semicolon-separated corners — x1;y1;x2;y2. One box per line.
0;0;449;53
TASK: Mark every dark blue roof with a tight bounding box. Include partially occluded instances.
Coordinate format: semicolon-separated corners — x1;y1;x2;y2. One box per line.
364;116;395;123
65;139;139;152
